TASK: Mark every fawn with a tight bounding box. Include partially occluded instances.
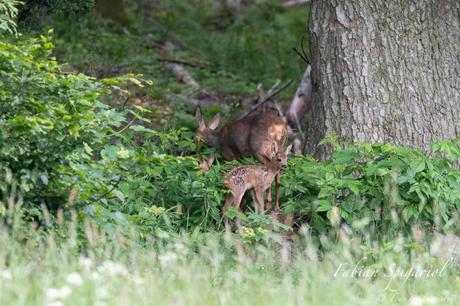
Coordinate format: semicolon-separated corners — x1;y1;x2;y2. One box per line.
222;143;292;228
195;107;288;210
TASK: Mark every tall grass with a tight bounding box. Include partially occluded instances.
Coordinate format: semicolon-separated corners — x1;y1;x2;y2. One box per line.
1;207;458;306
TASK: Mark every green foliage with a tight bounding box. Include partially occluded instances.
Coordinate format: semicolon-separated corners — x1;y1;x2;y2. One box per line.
155;0;308;87
18;0;95;22
0;31;126;210
0;0;21;35
0;32;226;233
280;138;460;236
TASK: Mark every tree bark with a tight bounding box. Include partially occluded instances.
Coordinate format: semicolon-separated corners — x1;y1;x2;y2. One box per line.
96;0;131;26
305;0;460;157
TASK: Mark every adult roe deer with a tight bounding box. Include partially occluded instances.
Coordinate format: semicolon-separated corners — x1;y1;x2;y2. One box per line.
222;143;292;228
195;107;288;210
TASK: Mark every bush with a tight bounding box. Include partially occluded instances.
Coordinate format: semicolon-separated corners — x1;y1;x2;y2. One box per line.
0;32;225;233
280;137;460;236
0;0;21;34
18;0;95;22
0;31;125;211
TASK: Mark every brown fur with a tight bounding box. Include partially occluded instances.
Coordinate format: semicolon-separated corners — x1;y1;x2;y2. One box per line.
222;144;292;229
195;108;289;209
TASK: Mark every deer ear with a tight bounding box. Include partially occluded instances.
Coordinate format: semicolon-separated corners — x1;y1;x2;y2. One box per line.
285;144;293;155
195;106;203;121
208;113;221;130
195;106;205;129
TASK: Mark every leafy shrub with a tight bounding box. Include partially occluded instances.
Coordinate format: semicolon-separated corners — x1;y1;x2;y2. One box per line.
280;137;460;236
18;0;95;22
0;0;21;34
0;32;226;233
0;31;128;212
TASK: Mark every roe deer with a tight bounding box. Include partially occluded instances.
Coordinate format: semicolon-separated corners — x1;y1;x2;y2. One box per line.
222;143;292;228
195;107;288;210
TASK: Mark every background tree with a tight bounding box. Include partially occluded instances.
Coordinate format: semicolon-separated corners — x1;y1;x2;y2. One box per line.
304;0;460;157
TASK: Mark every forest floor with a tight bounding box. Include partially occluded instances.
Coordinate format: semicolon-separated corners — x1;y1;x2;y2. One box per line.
26;0;309;129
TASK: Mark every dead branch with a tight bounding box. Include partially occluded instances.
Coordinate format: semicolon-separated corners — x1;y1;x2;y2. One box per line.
238;79;293;121
168;63;200;90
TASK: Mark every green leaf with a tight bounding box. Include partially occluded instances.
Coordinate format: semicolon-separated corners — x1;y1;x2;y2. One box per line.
410;159;425;173
315;199;332;212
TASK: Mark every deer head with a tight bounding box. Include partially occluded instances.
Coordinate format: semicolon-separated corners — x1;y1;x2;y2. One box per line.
270;143;292;170
195;106;221;149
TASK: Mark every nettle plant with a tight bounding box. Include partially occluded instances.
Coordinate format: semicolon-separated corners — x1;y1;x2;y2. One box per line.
280;135;460;235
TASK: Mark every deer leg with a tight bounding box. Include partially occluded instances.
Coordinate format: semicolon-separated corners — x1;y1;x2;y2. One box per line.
233;192;246;231
251;190;260;214
274;173;281;210
253;188;265;215
222;196;234;229
240;194;248;212
266;184;272;211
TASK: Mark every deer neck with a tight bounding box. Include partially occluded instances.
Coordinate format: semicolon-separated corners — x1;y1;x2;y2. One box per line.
266;162;281;177
203;129;220;149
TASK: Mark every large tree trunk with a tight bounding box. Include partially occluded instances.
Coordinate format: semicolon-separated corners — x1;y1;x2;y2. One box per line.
304;0;460;157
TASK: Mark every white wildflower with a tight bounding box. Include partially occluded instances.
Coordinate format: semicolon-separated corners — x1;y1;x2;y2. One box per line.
409;296;423;306
409;295;439;306
45;286;72;301
79;256;93;271
156;231;170;239
423;296;439;305
66;272;83;286
158;252;178;268
0;269;12;280
97;260;129;277
174;242;187;255
90;271;101;281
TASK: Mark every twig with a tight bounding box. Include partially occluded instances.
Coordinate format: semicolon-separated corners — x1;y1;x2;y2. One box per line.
238;79;293;121
292;33;309;64
119;94;131;111
156;57;210;69
116;118;137;133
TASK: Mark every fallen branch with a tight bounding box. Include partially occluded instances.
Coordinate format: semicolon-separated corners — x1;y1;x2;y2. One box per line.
156;57;210;69
168;63;200;90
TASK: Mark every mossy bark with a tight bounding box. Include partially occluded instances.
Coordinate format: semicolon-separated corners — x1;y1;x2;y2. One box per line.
305;0;460;157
